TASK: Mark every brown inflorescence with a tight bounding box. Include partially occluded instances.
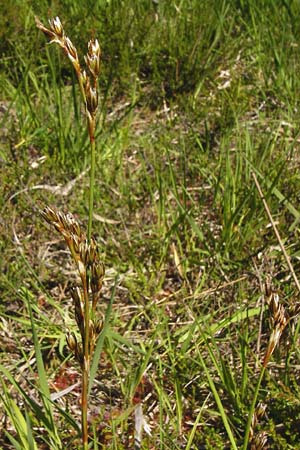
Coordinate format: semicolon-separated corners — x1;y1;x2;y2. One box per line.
263;283;288;368
41;206;105;367
35;15;101;130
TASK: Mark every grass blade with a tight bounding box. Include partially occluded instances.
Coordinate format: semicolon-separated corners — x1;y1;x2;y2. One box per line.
195;348;238;450
26;292;62;448
88;275;117;396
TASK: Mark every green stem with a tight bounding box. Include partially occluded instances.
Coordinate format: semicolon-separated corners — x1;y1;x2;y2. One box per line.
242;365;266;450
75;72;94;241
82;369;88;450
82;114;96;449
81;275;90;450
78;76;87;106
88;118;96;241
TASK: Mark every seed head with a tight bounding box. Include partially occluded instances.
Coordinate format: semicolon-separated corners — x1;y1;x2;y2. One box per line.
91;261;105;294
79;237;98;267
249;403;267;446
40;206;59;225
255;402;267;421
80;69;88;91
93;318;103;335
263;287;288;367
75;343;84;366
85;39;101;79
35;16;56;39
36;16;65;47
250;432;268;450
49;17;64;38
88;39;100;59
66;331;77;352
85;79;98;115
77;260;86;279
65;214;81;238
65;37;80;73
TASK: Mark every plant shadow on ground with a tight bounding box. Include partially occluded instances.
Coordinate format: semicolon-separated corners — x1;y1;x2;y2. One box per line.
2;0;300;448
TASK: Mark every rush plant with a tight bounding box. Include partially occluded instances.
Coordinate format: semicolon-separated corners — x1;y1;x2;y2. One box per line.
36;17;103;449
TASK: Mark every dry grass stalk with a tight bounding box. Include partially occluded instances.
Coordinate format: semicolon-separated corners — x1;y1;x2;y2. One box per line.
244;281;288;449
249;402;267;449
35;16;100;125
36;16;103;448
247;284;288;448
41;206;104;447
263;281;288;368
36;16;101;240
250;431;268;450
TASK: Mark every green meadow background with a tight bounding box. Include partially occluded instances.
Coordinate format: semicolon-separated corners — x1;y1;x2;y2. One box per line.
1;0;300;448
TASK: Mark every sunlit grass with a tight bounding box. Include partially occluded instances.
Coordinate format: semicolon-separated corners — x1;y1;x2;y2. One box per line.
1;0;300;448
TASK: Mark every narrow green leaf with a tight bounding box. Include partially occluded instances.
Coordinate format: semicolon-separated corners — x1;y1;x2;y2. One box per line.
3;430;24;450
25;409;38;450
185;396;209;450
88;275;117;396
177;306;264;344
26;293;62;447
0;383;38;450
196;349;238;450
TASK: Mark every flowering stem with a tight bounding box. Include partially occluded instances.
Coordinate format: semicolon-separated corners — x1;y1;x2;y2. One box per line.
36;18;101;450
242;366;266;450
82;115;95;450
82;275;90;450
87;117;96;242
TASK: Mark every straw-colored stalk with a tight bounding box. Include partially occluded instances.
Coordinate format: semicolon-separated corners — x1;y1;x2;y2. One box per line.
243;283;288;449
35;16;100;240
36;17;102;449
41;207;104;448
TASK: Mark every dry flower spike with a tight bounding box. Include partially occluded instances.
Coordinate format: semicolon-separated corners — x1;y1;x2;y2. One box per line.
36;16;104;449
263;284;288;367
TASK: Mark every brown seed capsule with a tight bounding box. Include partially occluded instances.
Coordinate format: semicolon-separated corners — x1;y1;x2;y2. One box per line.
40;206;59;225
93;318;103;335
35;17;57;41
75;344;84;367
91;261;105;292
84;39;101;79
85;76;98;115
79;237;97;267
77;260;86;279
65;37;80;74
71;234;81;255
49;17;64;38
78;239;89;266
66;331;77;352
66;214;81;238
71;286;85;337
255;403;267;421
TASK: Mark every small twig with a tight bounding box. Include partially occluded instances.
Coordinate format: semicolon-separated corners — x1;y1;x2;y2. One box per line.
252;171;300;294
